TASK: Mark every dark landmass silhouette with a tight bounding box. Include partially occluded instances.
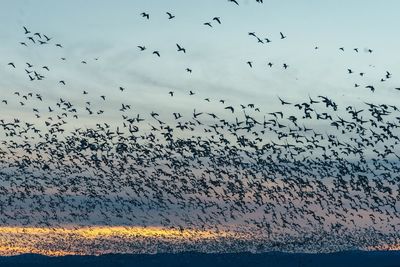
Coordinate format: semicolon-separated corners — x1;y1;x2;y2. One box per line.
0;251;399;267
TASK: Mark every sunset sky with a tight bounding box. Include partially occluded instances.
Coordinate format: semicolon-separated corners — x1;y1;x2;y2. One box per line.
1;0;400;255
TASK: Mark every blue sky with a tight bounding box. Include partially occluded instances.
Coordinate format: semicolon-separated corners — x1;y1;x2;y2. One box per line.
1;0;400;126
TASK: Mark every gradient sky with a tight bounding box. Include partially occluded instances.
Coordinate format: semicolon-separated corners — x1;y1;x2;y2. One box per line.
1;0;400;255
1;0;400;123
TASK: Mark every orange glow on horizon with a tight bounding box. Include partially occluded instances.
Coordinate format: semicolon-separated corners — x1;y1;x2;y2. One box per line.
369;244;400;251
0;226;245;256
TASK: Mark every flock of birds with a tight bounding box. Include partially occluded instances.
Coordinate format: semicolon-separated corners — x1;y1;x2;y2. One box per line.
1;0;400;254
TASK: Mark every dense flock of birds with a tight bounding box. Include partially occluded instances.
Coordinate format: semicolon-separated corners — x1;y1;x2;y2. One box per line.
1;0;400;253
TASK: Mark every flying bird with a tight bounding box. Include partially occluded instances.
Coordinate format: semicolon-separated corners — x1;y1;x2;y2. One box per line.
225;106;234;113
366;85;375;92
278;97;291;105
176;44;186;53
141;12;150;19
23;26;30;34
213;17;221;24
228;0;239;5
166;12;175;19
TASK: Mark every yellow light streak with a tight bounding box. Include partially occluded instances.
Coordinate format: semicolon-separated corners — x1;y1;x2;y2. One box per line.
0;226;245;256
369;244;400;251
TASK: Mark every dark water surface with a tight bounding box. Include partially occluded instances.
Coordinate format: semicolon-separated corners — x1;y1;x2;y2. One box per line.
0;251;399;267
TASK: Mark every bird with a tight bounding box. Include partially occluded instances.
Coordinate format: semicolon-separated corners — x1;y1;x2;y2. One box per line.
278;97;291;105
228;0;239;5
23;26;30;34
141;12;150;19
7;62;15;68
204;22;212;27
247;61;253;68
153;51;161;57
43;34;52;41
213;17;221;24
138;46;146;51
280;32;286;39
366;85;375;92
176;44;186;53
169;91;174;97
166;12;175;19
224;106;234;113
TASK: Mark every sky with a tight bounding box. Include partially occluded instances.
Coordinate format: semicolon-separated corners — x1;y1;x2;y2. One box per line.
1;0;400;119
1;0;400;255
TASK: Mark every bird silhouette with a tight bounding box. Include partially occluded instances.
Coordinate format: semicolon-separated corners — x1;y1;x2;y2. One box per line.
23;26;30;34
166;12;175;19
176;44;186;53
141;12;150;19
213;17;221;24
